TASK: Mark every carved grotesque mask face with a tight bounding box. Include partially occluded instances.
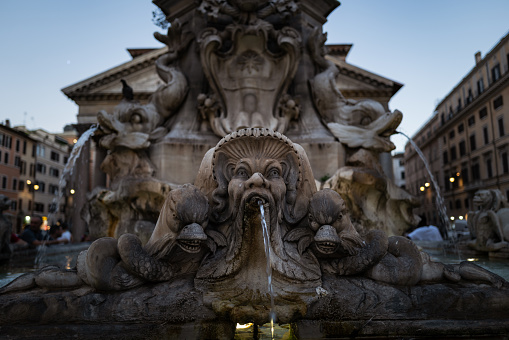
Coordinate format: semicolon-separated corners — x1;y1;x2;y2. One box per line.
227;157;287;214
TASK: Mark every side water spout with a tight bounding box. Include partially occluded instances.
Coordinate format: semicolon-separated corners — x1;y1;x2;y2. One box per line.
259;201;275;339
397;131;450;238
36;125;98;266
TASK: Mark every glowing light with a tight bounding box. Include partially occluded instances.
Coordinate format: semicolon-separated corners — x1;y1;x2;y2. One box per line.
459;216;464;220
456;172;460;177
450;216;455;220
420;186;425;192
467;258;479;262
33;184;40;190
424;182;430;187
73;138;78;144
70;189;75;195
26;179;32;185
236;323;253;329
449;177;455;183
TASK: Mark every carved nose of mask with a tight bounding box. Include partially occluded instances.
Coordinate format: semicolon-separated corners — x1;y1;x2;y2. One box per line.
314;225;340;243
246;172;268;189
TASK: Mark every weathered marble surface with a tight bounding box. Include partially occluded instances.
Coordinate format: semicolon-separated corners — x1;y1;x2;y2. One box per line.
0;275;508;339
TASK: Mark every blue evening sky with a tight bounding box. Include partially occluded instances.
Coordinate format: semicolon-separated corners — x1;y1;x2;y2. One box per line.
1;1;508;153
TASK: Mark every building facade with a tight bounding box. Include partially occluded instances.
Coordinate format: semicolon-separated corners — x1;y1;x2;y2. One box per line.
392;152;406;189
405;32;509;227
0;122;37;233
2;125;73;232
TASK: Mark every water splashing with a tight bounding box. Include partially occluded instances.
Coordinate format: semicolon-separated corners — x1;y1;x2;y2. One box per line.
34;125;97;266
259;200;275;339
398;132;450;237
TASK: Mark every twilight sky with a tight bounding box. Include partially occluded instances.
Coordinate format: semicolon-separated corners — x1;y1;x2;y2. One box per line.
1;0;508;153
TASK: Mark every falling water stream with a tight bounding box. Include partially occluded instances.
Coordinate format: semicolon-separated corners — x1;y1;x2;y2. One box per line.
259;201;276;340
398;132;451;238
34;125;97;266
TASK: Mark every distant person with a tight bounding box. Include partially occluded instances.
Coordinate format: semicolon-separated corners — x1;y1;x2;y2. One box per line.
49;225;63;242
57;223;72;244
20;216;65;247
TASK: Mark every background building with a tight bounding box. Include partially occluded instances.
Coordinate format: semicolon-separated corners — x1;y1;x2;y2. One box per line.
405;32;509;228
392;152;406;189
1;123;73;233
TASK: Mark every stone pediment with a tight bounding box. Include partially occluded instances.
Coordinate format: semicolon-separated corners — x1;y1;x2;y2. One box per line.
62;47;168;103
327;54;403;99
62;45;400;105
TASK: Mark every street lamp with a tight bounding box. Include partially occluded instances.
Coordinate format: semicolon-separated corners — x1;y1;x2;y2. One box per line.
33;184;40;191
424;182;430;187
449;177;455;183
419;186;425;192
70;189;75;195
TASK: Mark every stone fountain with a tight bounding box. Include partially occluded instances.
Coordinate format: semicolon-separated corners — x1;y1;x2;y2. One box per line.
1;1;509;339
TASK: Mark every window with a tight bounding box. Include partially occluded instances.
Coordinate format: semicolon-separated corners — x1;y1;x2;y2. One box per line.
14;156;20;167
63;156;68;164
49;167;60;177
499;117;505;137
494;96;503;110
34;203;44;213
3;135;11;148
461;167;469;184
483;126;489;145
49;184;59;195
468;115;475;126
15;139;20;152
1;176;6;189
464;198;469;209
503;153;509;174
18;180;24;191
36;163;46;174
470;134;477;151
459;140;466;156
4;152;8;164
477;78;485;95
12;178;17;191
401;171;405;179
456;98;462;112
36;181;45;193
458;123;464;133
467;89;473;104
443;136;447;143
487;159;493;178
449;201;453;210
36;145;45;157
0;150;2;163
18;199;22;211
22;140;26;154
29;163;34;177
449;130;455;139
479;107;488;119
492;64;501;82
450;146;457;160
472;163;480;180
443;151;448;164
455;199;461;209
50;151;60;162
10;201;17;211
